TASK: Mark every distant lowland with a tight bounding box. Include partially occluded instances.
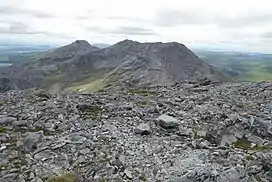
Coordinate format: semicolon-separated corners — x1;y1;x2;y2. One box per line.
0;44;52;67
193;49;272;82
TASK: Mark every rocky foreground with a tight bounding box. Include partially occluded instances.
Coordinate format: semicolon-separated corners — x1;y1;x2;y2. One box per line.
0;82;272;182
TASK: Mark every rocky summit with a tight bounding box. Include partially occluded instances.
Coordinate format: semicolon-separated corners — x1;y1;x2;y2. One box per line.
0;81;271;182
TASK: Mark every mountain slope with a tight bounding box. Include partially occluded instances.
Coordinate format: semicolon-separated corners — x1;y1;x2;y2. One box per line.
66;40;227;92
28;40;99;67
0;40;228;93
0;40;100;92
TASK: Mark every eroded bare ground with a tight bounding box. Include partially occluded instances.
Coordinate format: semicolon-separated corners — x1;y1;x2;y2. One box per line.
0;81;272;182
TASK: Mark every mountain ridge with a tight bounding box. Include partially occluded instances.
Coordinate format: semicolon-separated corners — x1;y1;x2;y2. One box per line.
0;39;229;93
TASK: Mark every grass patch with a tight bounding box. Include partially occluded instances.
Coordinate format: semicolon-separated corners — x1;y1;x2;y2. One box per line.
63;72;115;94
236;102;247;109
139;173;148;181
99;177;108;182
3;135;18;150
96;84;112;93
232;139;251;150
233;139;272;151
0;126;6;133
13;126;52;136
46;172;77;182
136;101;148;107
76;104;103;119
9;156;28;168
245;154;254;161
253;145;272;151
66;78;112;93
128;89;157;95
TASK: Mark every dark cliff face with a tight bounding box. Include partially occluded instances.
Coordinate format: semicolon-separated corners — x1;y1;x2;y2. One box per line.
0;40;228;93
0;77;13;92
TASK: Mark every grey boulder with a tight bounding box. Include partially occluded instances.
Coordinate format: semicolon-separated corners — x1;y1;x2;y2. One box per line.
134;123;151;135
17;131;44;152
156;114;181;129
0;116;17;125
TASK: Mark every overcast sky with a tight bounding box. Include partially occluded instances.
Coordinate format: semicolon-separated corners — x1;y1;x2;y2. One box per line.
1;0;272;52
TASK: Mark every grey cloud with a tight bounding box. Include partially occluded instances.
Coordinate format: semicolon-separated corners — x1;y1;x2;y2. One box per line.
73;10;93;21
86;26;156;35
154;9;272;28
154;9;209;27
104;16;146;23
0;6;55;18
0;21;40;35
217;13;272;28
86;26;105;33
0;21;73;39
261;32;272;38
111;27;156;35
76;15;91;20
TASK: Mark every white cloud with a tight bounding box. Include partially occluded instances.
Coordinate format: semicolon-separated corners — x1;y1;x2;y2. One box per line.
0;0;272;52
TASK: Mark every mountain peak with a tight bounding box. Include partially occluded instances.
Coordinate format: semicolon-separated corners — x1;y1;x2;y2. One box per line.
72;40;91;47
115;39;139;46
56;40;97;53
29;40;98;64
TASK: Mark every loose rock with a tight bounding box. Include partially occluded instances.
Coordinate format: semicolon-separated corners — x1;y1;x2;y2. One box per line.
134;123;151;135
156;114;180;129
